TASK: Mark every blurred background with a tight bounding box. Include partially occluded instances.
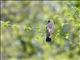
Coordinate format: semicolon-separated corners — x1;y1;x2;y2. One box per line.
1;1;80;60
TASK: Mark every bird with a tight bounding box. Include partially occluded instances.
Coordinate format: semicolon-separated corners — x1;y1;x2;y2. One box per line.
46;20;55;42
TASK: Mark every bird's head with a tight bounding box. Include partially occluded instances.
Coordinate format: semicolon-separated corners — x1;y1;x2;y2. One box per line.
48;20;51;23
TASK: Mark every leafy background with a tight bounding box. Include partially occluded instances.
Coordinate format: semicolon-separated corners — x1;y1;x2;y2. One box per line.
1;1;80;60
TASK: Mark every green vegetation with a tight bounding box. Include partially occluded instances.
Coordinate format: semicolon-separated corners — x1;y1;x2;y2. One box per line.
1;1;80;60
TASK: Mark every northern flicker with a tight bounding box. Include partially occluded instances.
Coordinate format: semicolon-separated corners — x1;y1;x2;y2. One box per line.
46;20;55;42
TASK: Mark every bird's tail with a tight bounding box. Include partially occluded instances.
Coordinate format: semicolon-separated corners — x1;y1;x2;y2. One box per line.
46;36;51;42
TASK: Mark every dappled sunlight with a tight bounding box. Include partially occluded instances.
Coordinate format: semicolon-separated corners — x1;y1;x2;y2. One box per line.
1;1;80;60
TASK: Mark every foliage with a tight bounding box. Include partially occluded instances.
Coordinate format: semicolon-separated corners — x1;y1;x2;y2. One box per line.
1;1;80;60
